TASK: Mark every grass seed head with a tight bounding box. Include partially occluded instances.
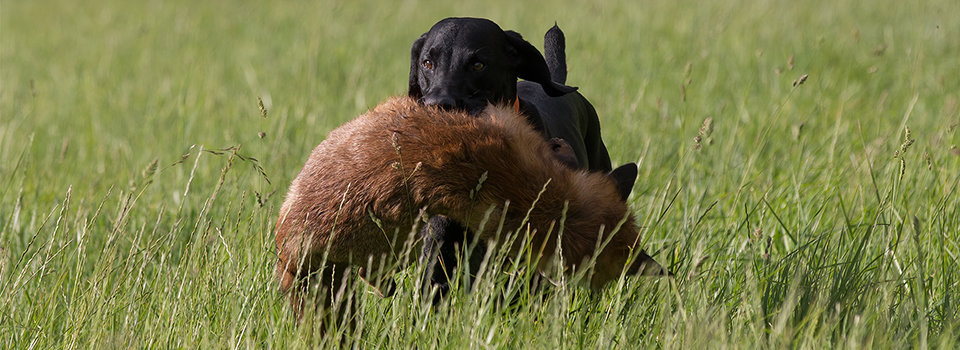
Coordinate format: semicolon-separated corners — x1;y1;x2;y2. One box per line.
694;117;714;150
142;158;159;180
899;126;915;155
255;190;276;207
257;97;268;118
176;148;193;165
873;44;887;56
762;236;772;259
59;138;69;164
792;74;809;87
749;227;763;243
391;132;401;153
0;247;6;279
700;117;714;137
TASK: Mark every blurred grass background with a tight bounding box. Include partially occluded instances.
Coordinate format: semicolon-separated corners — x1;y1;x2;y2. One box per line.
2;0;958;348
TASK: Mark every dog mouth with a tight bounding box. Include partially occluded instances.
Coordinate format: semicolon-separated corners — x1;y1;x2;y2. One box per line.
420;97;487;116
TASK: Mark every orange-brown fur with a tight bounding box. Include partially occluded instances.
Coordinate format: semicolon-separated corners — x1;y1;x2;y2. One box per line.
276;96;661;320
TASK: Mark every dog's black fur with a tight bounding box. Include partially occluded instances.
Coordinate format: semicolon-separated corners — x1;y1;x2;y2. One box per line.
408;18;613;171
408;18;623;301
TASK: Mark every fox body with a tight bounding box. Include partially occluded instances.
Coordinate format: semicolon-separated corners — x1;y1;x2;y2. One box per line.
276;96;662;318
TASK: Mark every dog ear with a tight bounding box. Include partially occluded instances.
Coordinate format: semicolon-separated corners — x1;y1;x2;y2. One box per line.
547;137;579;169
608;163;638;202
504;30;577;97
408;34;427;99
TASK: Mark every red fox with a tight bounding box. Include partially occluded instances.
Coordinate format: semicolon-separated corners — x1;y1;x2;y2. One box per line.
276;96;665;320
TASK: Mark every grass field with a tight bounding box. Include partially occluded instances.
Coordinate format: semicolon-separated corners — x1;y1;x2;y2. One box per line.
2;0;958;348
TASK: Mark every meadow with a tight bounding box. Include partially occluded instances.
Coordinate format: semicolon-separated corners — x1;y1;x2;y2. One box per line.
1;0;958;348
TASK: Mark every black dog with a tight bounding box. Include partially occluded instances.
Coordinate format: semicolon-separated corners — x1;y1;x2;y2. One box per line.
409;18;612;171
408;17;629;300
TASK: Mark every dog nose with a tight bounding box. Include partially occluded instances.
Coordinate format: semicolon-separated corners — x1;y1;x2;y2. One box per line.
422;95;458;111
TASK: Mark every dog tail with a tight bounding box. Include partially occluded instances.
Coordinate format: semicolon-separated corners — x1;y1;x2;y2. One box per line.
544;23;567;84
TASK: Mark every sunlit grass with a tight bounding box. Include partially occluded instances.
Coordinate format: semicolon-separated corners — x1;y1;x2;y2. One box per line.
2;0;958;348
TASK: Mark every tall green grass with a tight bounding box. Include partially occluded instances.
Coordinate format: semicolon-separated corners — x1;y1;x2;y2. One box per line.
2;0;958;348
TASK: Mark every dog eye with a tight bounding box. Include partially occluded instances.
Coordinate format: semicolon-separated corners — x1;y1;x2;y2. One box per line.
423;60;434;70
472;62;485;71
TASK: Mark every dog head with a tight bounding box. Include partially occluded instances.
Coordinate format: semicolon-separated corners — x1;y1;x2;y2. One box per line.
408;17;576;115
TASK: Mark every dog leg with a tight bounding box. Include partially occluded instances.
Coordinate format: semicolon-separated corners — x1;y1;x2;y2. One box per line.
420;215;485;304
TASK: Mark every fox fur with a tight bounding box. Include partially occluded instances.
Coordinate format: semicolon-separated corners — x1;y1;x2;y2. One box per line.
275;96;664;319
